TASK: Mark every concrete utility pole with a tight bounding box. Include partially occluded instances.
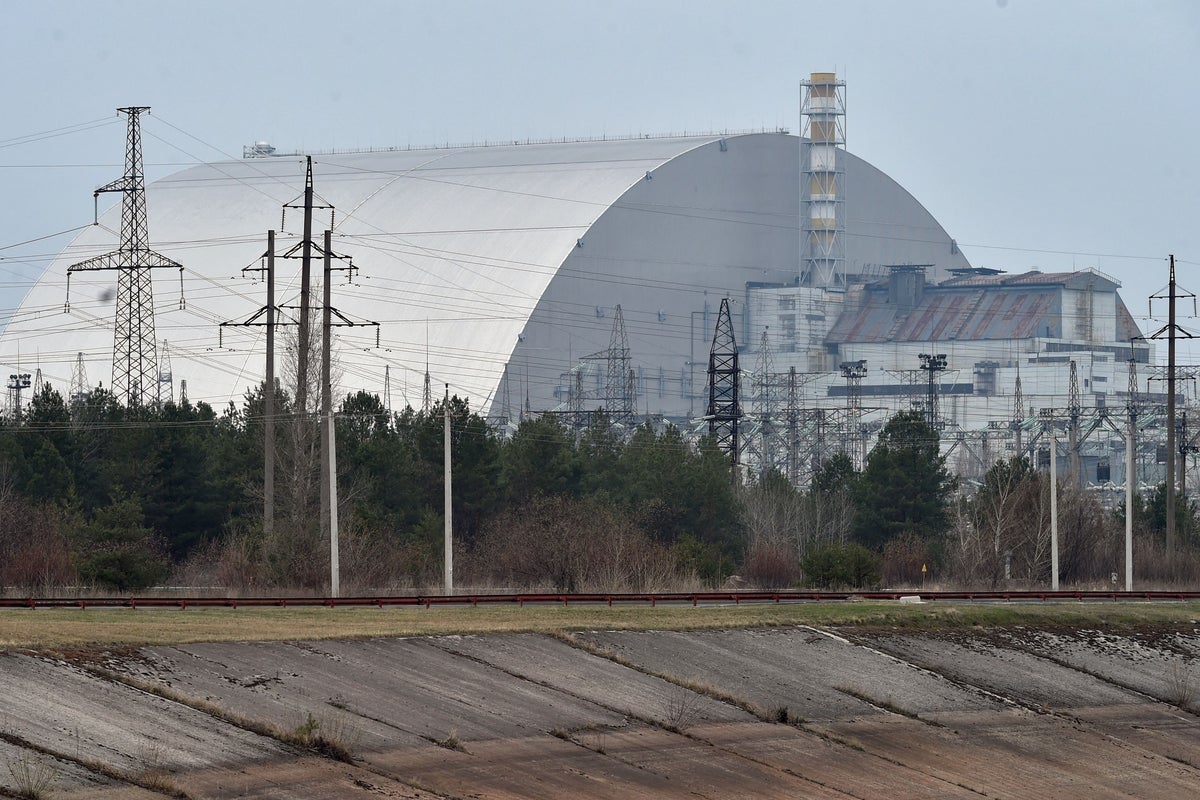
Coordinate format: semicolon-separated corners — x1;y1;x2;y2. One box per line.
444;384;454;594
321;230;340;598
1125;354;1138;591
1167;254;1177;562
1050;427;1060;591
1126;411;1135;591
265;230;276;537
222;232;280;536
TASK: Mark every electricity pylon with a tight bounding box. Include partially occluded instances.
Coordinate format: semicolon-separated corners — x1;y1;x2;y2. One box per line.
707;298;741;472
67;107;181;409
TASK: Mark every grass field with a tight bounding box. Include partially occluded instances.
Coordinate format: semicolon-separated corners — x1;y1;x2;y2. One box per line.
2;600;1198;649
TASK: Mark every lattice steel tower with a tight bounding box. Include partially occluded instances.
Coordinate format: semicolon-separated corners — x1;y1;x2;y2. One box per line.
707;298;741;470
68;108;181;408
605;305;634;426
753;328;778;475
801;72;847;289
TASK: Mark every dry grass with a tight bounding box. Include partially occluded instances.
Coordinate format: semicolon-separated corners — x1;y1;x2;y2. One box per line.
662;684;703;732
1165;662;1198;712
1;601;1199;649
435;729;465;753
5;751;58;799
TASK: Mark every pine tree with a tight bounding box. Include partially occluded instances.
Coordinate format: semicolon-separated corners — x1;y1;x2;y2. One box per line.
852;411;953;550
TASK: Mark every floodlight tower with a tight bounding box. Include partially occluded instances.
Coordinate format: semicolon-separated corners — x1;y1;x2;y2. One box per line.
801;72;847;289
841;358;867;467
919;352;947;429
6;372;31;419
68;107;181;409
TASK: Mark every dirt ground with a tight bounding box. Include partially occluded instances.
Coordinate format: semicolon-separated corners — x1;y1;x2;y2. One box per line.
1;622;1198;798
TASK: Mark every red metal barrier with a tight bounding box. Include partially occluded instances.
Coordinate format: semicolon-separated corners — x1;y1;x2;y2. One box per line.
2;590;1199;610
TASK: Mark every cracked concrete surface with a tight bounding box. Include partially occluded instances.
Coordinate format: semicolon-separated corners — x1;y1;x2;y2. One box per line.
1;623;1197;798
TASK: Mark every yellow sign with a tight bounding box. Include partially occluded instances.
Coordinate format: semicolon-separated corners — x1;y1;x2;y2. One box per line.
921;563;927;574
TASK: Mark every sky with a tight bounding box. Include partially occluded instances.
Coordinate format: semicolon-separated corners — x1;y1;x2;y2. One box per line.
2;0;1199;367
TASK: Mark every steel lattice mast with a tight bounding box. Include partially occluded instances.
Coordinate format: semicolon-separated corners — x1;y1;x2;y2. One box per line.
606;304;633;426
68;107;181;409
707;298;741;472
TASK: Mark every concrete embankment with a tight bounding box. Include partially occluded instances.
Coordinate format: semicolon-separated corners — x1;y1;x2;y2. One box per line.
1;623;1198;798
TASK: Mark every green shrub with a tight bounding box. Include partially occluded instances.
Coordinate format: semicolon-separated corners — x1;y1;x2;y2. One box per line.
800;543;881;589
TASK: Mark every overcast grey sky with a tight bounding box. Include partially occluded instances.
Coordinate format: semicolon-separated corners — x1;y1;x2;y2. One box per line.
2;0;1198;359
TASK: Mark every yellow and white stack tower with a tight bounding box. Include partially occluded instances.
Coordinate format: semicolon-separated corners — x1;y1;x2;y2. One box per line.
801;72;847;289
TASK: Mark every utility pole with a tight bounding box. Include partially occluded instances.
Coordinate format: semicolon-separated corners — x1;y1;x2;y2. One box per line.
313;229;373;596
423;320;432;414
1168;255;1176;562
221;232;280;537
297;157;315;417
1068;360;1082;486
1013;362;1025;456
1050;426;1060;591
1126;352;1137;591
67;107;182;410
1146;254;1195;566
265;231;275;538
320;230;339;598
444;384;454;594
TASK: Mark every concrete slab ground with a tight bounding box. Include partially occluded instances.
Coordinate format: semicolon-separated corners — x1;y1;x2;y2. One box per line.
429;632;753;726
578;627;1002;721
1;624;1197;797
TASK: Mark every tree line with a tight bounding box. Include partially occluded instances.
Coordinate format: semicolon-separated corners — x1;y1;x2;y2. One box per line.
1;384;1196;593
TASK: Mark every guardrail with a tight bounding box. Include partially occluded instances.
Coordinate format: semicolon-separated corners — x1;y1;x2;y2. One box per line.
1;590;1199;610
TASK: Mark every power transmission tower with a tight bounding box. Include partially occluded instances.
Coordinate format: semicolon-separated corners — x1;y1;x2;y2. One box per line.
787;367;800;484
753;329;777;476
707;298;741;473
1068;360;1082;484
157;340;174;405
69;352;90;422
383;365;393;417
32;367;43;398
1012;362;1025;456
67;107;182;409
606;305;633;426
